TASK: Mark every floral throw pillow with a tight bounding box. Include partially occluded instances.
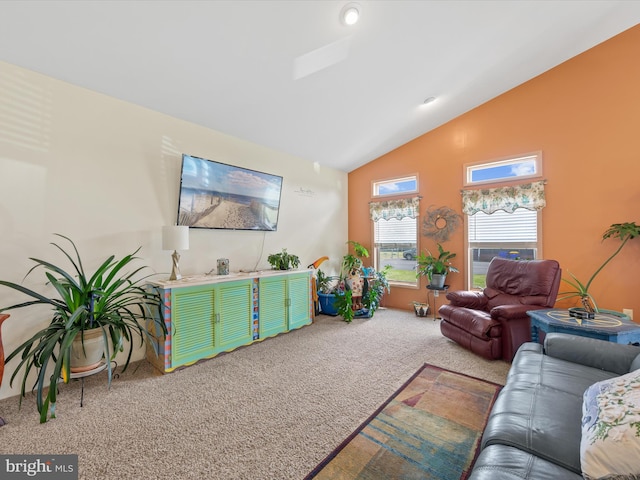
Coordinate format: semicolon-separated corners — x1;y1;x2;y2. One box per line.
581;370;640;479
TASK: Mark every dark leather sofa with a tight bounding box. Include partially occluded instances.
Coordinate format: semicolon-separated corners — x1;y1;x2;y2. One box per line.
468;333;640;479
439;257;561;361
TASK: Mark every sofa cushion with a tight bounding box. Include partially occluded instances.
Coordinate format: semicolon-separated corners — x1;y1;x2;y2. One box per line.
545;333;640;376
468;445;582;480
481;342;618;474
507;341;618;396
580;370;640;479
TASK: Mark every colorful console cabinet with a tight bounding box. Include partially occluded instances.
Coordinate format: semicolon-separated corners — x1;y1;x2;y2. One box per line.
146;270;313;373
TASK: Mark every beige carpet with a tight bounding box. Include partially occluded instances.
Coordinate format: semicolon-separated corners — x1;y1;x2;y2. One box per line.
0;308;510;480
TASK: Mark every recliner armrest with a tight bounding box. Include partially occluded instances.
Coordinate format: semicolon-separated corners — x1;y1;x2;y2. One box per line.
544;333;640;375
490;304;532;320
445;290;488;309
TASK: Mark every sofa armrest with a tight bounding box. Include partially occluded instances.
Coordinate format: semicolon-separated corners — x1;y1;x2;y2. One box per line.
445;290;488;309
544;333;640;375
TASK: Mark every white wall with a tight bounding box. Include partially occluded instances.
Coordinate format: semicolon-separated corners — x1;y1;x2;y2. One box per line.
0;60;348;400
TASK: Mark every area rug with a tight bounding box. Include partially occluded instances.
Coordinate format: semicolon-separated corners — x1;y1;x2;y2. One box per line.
305;364;502;480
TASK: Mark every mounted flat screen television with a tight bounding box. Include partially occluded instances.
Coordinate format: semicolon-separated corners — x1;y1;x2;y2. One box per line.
176;154;283;231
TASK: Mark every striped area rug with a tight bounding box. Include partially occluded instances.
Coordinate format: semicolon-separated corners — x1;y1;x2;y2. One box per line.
305;364;501;480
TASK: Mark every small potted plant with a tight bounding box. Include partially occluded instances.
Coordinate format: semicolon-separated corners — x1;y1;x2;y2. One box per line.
416;243;459;288
559;221;640;316
267;248;300;270
0;234;167;423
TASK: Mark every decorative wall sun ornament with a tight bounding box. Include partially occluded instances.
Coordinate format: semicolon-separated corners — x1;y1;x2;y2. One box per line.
422;205;461;242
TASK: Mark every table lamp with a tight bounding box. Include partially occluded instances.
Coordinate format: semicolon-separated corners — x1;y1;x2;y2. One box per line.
162;225;189;280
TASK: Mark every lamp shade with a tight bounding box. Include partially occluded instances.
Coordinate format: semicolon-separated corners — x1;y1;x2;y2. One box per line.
162;225;189;251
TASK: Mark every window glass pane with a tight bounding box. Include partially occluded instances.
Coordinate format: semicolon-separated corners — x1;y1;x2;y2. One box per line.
467;208;538;288
374;217;417;285
373;177;417;197
466;154;539;185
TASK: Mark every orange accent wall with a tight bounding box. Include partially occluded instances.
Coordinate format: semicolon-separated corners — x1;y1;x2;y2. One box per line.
349;25;640;316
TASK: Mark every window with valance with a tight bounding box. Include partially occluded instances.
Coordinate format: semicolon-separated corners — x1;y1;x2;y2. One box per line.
369;196;420;286
463;181;546;289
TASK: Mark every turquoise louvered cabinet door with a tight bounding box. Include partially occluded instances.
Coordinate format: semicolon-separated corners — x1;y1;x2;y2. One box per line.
259;276;288;338
214;280;254;352
171;285;216;368
288;273;312;330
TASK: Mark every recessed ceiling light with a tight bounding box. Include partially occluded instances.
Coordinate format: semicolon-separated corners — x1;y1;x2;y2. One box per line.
340;3;361;26
423;96;436;105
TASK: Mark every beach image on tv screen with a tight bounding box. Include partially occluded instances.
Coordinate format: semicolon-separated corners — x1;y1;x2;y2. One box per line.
177;155;283;231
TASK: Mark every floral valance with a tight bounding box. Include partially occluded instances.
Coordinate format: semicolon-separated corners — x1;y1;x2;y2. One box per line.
370;196;420;221
462;180;546;215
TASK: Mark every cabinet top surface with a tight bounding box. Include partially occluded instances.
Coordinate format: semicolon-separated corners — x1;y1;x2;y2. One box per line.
527;308;638;333
149;269;312;289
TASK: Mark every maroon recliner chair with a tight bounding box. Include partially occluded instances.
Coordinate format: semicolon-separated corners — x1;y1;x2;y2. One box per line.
438;257;561;361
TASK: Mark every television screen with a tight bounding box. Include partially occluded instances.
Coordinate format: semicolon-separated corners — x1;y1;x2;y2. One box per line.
176;154;283;231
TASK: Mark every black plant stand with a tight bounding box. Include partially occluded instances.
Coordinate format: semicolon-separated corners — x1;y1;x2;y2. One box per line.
426;285;449;321
70;361;117;407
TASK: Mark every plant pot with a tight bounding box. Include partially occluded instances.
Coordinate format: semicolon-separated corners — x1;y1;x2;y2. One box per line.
318;292;339;316
70;327;106;373
569;307;630;320
413;302;430;317
430;274;447;289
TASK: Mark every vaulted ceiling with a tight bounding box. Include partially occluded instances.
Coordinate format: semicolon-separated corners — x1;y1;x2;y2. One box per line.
1;1;639;171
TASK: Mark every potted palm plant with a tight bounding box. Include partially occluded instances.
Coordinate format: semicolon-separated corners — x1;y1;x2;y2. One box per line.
0;234;166;423
416;243;459;288
559;222;640;316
